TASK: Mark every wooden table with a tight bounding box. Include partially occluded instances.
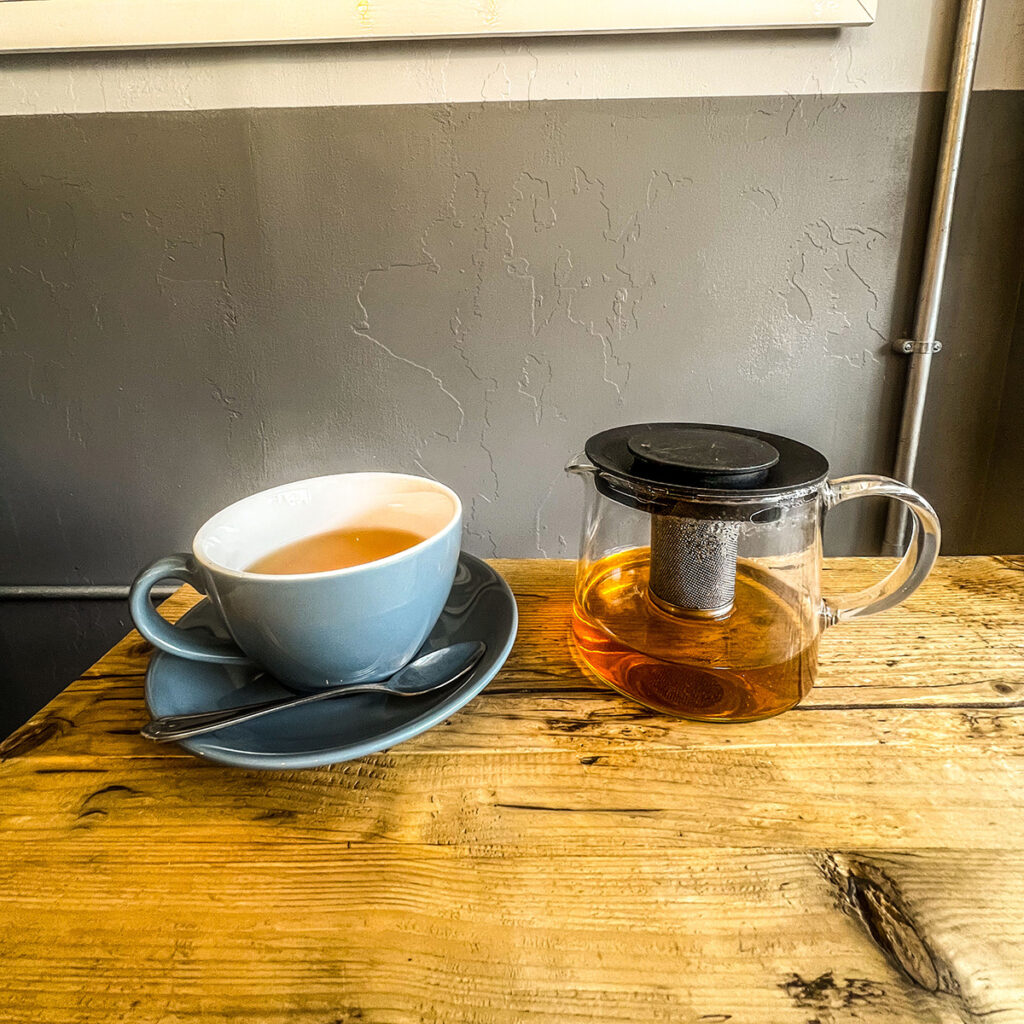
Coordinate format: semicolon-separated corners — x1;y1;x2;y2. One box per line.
2;557;1024;1023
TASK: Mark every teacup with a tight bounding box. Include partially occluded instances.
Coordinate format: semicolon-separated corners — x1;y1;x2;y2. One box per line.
129;473;462;690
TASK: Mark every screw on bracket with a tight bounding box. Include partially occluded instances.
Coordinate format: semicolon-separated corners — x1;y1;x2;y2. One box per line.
894;338;943;355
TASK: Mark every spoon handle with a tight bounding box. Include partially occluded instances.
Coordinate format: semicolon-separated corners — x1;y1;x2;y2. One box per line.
142;684;383;742
149;692;330;728
146;696;296;729
142;641;485;744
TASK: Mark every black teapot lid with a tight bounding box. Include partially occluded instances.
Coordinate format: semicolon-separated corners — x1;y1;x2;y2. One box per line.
585;423;829;501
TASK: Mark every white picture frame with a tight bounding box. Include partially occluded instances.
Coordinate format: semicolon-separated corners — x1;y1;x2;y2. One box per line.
1;0;876;55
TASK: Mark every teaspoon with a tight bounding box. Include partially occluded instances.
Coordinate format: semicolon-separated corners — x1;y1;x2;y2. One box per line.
142;641;486;743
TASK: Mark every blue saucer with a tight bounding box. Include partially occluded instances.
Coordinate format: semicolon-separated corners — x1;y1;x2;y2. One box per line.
144;552;517;769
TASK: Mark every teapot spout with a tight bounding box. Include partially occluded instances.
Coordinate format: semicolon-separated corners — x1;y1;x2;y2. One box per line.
565;452;596;477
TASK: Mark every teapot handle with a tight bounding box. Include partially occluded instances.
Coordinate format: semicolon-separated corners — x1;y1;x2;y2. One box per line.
821;475;941;625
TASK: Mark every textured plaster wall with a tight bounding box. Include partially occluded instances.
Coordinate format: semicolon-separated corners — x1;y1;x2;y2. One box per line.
1;92;1023;730
0;97;952;569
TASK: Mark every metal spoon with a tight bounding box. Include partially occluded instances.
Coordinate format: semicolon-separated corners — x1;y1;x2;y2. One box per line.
141;641;486;743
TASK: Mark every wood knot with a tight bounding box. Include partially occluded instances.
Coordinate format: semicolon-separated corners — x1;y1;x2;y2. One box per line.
254;808;298;821
995;556;1024;574
778;971;885;1011
124;635;154;660
76;783;142;825
0;716;73;762
817;853;947;995
960;711;1006;739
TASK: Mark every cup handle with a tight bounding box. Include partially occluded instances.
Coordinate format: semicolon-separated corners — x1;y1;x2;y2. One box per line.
821;475;941;626
129;553;250;664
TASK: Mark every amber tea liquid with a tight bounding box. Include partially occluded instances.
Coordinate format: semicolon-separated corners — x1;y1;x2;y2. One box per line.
572;547;818;722
247;526;425;575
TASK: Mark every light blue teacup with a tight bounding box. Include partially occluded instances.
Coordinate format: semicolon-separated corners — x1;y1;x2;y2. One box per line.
129;473;462;690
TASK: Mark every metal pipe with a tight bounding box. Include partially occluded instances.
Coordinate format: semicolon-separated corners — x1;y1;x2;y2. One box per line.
882;0;986;555
0;584;179;600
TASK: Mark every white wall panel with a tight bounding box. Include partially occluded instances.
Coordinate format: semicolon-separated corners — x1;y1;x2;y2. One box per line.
0;0;1020;116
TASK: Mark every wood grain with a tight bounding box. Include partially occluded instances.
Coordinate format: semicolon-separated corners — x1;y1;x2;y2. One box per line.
1;557;1023;1023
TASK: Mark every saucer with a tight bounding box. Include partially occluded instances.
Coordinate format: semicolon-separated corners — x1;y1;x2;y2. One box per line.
144;552;517;769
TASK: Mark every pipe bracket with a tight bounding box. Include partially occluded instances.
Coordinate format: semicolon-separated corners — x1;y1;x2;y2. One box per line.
894;338;943;355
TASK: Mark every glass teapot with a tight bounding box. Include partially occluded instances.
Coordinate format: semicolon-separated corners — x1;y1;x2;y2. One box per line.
567;423;940;722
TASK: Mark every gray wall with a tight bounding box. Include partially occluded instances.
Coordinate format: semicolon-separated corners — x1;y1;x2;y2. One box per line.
977;285;1024;552
2;93;1023;732
912;94;1024;550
